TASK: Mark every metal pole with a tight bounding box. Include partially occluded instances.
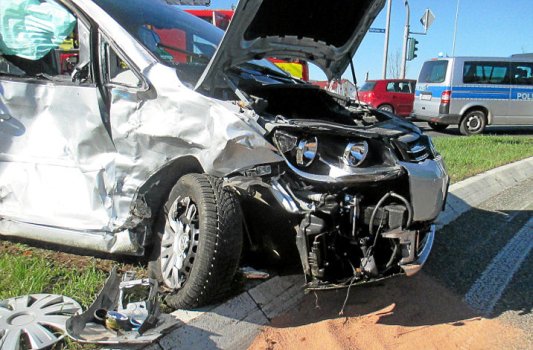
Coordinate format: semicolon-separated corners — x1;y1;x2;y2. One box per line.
382;0;392;79
451;0;460;57
400;0;410;78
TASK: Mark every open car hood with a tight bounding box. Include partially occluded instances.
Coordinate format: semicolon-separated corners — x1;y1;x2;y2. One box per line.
196;0;385;90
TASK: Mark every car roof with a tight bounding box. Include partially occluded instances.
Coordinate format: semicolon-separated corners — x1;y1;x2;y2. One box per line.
365;79;416;83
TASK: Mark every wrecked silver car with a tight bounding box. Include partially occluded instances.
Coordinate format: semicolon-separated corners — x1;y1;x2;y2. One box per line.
0;0;449;309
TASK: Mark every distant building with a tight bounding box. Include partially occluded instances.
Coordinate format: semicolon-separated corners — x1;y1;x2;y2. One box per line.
310;79;357;98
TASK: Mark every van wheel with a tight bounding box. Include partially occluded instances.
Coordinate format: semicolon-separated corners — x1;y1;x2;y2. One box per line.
428;122;449;131
459;110;486;135
378;104;394;113
148;174;243;309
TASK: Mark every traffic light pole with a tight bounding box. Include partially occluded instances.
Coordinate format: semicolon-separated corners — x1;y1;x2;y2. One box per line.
400;0;410;79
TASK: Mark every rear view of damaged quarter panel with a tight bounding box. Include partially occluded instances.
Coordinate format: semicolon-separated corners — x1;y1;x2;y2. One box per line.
0;0;449;309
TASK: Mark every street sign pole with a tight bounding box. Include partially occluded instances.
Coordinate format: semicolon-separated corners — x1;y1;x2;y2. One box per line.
382;0;392;79
400;0;410;79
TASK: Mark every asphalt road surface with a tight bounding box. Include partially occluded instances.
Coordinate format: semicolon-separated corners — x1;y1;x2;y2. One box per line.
413;121;533;138
427;177;533;346
250;178;533;350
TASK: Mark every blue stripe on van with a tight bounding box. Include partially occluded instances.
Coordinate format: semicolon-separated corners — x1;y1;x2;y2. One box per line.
416;85;533;100
452;86;509;93
511;87;533;100
452;92;509;100
415;85;449;97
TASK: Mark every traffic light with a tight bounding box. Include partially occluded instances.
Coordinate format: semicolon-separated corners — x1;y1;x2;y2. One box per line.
407;37;419;61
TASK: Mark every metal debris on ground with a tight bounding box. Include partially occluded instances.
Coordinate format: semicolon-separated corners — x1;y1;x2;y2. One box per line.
66;268;177;345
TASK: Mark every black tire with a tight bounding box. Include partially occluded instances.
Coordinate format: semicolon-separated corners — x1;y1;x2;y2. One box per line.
428;122;449;131
378;104;394;113
148;174;243;309
459;110;487;135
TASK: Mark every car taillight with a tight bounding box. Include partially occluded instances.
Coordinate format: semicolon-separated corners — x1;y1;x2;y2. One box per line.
441;90;451;104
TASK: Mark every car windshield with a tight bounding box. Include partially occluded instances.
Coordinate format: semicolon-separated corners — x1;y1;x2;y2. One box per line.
93;0;287;86
359;82;376;91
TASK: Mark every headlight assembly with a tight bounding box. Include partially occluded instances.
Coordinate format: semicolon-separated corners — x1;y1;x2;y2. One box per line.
296;137;318;167
342;141;368;167
273;131;298;154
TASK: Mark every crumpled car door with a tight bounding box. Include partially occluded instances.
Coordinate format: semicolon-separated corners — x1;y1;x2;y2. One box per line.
0;4;117;232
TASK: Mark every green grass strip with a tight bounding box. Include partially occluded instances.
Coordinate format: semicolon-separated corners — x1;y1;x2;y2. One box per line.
0;252;106;307
434;135;533;183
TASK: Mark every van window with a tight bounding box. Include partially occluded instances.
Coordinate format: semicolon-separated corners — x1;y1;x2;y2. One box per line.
463;61;509;84
511;62;533;85
418;60;448;84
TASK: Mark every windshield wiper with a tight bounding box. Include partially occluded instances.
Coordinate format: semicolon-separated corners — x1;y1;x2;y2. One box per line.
156;43;210;63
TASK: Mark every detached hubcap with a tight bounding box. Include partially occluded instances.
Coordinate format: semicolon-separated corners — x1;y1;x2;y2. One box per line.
160;196;200;289
0;294;81;350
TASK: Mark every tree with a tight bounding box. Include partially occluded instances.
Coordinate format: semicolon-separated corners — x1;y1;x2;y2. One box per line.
388;49;402;79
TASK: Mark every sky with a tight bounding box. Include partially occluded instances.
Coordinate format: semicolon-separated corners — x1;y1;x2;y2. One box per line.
183;0;533;84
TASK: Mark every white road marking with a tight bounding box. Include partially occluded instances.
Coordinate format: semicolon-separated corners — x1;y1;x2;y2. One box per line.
464;216;533;316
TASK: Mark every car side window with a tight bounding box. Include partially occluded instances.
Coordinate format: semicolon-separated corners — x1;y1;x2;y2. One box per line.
511;62;533;85
386;82;399;92
99;35;141;88
0;0;87;82
399;81;412;93
386;81;411;93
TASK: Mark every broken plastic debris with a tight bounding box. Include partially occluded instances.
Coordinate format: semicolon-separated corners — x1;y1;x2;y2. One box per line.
65;268;177;345
240;266;270;279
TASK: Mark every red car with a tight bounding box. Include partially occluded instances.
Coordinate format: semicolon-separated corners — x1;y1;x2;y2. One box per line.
357;79;416;117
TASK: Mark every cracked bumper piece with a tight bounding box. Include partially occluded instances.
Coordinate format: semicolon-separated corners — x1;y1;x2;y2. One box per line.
399;225;435;277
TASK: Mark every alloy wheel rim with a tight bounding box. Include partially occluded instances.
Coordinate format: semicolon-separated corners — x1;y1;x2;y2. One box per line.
466;113;483;132
0;294;82;350
160;196;200;289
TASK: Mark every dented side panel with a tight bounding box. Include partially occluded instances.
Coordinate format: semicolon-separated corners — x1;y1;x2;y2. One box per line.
0;80;117;231
0;0;282;253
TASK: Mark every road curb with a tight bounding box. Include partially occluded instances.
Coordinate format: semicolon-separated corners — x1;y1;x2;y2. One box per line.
150;157;533;350
437;157;533;228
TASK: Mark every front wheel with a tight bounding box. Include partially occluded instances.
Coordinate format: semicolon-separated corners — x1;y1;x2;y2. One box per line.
428;122;449;132
459;110;486;135
148;174;243;309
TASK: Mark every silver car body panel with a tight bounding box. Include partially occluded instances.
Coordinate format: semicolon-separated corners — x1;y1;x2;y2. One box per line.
400;157;448;222
0;0;282;254
197;0;385;89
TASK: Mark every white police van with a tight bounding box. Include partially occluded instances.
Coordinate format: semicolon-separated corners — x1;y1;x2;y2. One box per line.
412;56;533;135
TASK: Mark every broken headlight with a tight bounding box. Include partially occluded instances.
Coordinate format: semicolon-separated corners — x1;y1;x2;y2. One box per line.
273;130;381;173
342;141;368;167
296;137;318;167
274;130;298;154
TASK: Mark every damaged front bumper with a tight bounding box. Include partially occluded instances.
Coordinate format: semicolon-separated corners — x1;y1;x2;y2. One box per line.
398;224;435;277
233;155;447;289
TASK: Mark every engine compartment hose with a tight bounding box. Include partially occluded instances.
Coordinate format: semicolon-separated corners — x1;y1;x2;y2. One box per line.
369;191;414;247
